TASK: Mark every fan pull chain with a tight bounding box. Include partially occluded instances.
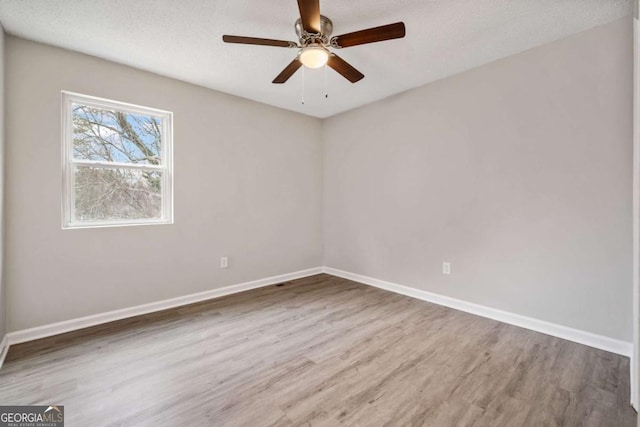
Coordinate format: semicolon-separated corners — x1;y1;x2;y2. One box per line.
324;64;328;99
301;66;305;105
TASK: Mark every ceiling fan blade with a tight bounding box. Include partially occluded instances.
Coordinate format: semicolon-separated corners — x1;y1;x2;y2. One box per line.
330;22;406;48
327;54;364;83
273;58;303;84
297;0;321;33
223;35;297;48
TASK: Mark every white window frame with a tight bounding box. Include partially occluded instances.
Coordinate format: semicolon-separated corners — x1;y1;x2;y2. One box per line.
61;91;174;229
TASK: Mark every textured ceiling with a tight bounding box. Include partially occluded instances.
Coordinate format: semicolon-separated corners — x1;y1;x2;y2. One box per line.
0;0;632;118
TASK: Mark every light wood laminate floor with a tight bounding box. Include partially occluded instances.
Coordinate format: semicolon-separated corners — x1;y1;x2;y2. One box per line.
0;274;636;426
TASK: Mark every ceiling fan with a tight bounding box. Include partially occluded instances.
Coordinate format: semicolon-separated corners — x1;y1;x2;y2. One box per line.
222;0;406;84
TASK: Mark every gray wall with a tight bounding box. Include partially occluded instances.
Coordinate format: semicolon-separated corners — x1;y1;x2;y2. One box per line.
323;18;633;341
0;27;5;342
5;37;323;332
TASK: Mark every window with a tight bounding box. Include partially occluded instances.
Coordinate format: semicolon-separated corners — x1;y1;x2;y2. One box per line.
62;92;173;228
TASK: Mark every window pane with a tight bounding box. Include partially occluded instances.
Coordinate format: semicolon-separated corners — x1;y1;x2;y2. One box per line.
74;167;162;222
72;103;162;165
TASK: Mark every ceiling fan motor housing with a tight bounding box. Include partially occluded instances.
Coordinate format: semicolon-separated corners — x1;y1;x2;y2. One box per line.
295;15;333;46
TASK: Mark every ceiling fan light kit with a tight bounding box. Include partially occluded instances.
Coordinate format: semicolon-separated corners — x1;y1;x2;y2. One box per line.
223;0;406;84
299;44;329;69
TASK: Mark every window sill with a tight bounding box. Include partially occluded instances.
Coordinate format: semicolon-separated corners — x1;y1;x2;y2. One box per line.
62;219;174;230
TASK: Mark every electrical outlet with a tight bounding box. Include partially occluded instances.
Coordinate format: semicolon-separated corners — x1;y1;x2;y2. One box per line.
220;256;229;269
442;262;451;275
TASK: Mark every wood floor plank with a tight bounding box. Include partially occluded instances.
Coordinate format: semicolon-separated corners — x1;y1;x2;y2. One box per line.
0;274;635;426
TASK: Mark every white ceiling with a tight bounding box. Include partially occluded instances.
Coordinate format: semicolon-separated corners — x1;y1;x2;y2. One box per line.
0;0;632;118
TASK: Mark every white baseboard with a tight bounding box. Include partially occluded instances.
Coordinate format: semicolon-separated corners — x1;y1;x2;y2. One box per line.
1;265;631;373
4;267;323;351
323;267;633;357
0;335;8;371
